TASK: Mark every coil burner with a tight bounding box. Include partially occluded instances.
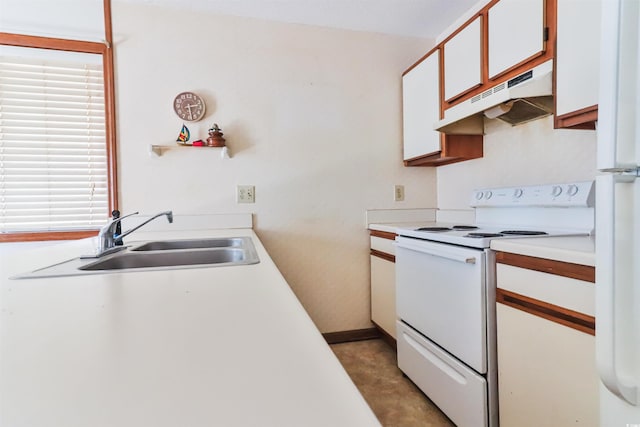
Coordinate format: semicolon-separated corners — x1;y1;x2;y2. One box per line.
499;230;548;236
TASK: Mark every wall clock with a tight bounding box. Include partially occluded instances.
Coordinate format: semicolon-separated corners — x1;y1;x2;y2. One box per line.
173;91;206;122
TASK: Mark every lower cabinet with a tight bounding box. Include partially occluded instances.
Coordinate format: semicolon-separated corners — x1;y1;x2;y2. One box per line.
495;252;599;427
369;232;396;341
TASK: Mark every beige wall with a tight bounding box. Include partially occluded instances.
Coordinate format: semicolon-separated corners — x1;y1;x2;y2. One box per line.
111;2;436;333
437;116;597;209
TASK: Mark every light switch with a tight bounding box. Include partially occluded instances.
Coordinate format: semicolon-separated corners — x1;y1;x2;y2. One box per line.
394;185;405;202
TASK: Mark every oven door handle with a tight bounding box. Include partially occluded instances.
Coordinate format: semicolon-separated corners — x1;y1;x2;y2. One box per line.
396;239;477;264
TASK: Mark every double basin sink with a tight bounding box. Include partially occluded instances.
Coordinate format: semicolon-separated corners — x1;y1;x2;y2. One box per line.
13;237;260;279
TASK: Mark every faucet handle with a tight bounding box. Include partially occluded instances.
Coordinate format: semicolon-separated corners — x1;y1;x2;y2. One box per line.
112;210;122;245
112;211;139;223
101;211;139;235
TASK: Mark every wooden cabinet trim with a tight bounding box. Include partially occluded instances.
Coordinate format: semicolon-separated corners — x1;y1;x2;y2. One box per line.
403;45;440;76
0;230;98;242
554;105;598;130
495;251;595;283
443;0;556;111
403;134;483;167
497;288;595;335
369;230;396;240
371;249;395;263
488;51;546;82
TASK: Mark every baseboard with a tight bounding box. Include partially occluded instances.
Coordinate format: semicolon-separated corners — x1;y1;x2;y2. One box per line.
372;322;397;350
322;327;381;344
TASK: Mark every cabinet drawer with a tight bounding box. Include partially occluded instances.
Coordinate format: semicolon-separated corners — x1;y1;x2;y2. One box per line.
370;236;395;256
496;264;594;316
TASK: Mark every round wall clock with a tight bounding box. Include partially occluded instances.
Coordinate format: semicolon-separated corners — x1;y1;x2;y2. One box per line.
173;91;206;122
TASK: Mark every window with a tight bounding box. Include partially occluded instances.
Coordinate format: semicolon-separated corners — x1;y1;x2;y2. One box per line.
0;34;117;242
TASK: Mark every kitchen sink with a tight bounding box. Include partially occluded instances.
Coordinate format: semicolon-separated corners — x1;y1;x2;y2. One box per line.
11;236;260;279
81;248;251;271
131;237;247;251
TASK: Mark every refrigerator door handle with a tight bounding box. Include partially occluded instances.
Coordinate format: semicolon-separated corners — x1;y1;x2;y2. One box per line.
596;174;639;405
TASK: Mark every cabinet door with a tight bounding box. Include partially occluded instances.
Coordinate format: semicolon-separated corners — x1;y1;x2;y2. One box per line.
497;304;599;427
444;17;482;101
370;255;396;339
402;50;441;160
488;0;545;79
555;0;601;118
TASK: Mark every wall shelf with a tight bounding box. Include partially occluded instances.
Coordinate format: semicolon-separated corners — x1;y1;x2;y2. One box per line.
149;144;230;159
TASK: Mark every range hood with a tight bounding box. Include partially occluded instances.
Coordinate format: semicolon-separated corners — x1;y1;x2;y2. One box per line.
435;60;554;134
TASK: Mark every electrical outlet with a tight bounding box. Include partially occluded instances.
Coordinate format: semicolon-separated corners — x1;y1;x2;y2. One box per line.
237;185;255;203
394;185;405;202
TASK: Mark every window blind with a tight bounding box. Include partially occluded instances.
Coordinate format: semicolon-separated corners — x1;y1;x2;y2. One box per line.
0;49;109;233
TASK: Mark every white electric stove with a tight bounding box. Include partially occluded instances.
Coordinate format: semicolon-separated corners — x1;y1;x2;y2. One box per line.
394;181;595;427
397;180;595;248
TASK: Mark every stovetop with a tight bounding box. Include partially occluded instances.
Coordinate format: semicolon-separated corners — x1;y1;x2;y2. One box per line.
397;181;595;249
396;222;590;249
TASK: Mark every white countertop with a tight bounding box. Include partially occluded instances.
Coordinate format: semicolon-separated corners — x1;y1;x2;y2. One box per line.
0;228;380;427
490;235;596;266
368;221;436;234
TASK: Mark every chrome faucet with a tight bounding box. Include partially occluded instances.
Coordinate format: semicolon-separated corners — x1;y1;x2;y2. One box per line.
96;210;173;256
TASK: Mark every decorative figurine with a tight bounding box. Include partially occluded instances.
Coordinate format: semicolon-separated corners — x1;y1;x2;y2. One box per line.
206;123;226;147
176;124;190;143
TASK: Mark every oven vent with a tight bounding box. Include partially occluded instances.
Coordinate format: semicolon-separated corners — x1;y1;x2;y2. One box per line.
435;60;554;134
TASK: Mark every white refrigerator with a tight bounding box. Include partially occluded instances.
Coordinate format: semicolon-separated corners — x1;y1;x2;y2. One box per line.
596;0;640;425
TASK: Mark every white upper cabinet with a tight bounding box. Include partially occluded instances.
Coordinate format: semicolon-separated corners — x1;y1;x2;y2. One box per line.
555;0;601;121
443;17;482;101
488;0;545;79
402;50;441;160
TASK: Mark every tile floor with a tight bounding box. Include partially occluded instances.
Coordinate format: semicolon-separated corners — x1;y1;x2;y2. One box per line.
330;339;455;427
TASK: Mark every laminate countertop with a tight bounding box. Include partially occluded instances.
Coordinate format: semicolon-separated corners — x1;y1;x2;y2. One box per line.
490;235;595;266
0;228;380;427
368;222;437;235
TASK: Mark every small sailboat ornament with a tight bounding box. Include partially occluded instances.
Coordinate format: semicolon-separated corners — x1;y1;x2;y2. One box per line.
176;124;190;143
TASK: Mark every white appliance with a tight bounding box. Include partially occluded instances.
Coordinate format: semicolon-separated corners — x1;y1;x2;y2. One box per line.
395;181;595;427
596;0;640;424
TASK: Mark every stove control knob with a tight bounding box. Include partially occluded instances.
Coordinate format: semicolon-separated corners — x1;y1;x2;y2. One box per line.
484;190;493;200
568;184;579;196
551;185;563;197
475;192;484;200
513;188;524;198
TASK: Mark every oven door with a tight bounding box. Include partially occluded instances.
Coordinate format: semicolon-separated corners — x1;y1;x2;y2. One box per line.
395;236;487;373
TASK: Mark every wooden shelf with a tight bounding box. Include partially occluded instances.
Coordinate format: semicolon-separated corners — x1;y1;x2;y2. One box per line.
404;134;483;167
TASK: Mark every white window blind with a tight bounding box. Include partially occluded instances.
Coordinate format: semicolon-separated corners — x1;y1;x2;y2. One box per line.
0;48;109;233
